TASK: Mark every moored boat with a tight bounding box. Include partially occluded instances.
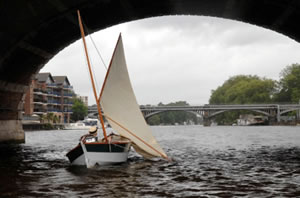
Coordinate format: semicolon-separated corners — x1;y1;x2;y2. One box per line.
64;121;90;130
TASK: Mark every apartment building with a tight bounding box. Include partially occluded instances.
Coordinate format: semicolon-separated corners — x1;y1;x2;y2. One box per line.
23;72;74;123
77;95;88;107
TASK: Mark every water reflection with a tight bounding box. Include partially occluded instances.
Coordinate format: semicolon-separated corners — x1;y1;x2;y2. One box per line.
0;126;300;197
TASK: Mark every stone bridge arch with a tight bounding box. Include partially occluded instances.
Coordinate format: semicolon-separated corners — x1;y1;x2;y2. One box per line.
203;108;276;126
143;110;203;120
207;109;271;118
1;0;300;142
280;108;300;116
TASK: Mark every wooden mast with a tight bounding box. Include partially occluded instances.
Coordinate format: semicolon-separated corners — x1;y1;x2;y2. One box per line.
77;10;108;141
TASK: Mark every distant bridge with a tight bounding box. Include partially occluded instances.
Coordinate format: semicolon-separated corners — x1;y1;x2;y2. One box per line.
88;104;300;126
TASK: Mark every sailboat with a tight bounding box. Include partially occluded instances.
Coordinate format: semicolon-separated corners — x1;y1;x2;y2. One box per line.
66;10;169;168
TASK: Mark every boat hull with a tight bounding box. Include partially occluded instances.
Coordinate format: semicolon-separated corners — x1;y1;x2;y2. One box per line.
66;142;131;166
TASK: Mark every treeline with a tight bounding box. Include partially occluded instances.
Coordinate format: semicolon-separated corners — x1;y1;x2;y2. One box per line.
146;101;200;125
209;63;300;124
71;98;88;122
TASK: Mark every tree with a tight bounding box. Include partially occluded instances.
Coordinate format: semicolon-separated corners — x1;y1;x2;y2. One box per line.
46;112;54;123
209;75;277;124
274;63;300;103
53;115;59;123
39;114;47;123
71;98;88;122
209;75;276;104
147;114;160;125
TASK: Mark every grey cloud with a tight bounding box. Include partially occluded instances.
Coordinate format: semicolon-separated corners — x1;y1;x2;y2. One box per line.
42;16;300;106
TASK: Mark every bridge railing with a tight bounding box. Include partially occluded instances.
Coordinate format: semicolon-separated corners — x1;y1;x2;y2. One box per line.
88;104;300;115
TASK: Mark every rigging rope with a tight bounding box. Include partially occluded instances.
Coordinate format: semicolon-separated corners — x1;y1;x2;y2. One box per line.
80;39;100;95
80;19;109;97
82;22;108;70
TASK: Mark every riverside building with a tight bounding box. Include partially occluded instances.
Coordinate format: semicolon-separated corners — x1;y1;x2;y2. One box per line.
77;95;88;107
23;72;74;123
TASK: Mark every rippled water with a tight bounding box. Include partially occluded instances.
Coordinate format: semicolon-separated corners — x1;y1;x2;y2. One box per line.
1;126;300;197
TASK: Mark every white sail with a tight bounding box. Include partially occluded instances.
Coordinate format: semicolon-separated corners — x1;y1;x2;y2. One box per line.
99;34;168;159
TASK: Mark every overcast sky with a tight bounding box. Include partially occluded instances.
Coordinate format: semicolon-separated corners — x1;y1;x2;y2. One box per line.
41;16;300;106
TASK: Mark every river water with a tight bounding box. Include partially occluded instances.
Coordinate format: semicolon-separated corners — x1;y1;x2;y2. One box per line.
1;126;300;197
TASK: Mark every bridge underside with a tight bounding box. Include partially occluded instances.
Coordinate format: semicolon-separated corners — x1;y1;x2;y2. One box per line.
1;0;300;142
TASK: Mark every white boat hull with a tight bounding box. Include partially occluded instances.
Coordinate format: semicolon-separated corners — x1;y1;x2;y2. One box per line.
71;151;130;166
64;126;91;130
66;140;131;166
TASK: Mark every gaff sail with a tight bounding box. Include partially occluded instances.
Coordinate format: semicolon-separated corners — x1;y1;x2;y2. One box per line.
99;34;168;159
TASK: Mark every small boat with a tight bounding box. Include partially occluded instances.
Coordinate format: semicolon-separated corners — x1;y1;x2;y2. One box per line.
66;11;169;168
64;121;91;130
248;116;268;126
66;127;131;166
237;115;268;126
82;118;102;127
65;118;103;130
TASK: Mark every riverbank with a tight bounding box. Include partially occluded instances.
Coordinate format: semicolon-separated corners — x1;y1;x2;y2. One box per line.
22;123;65;131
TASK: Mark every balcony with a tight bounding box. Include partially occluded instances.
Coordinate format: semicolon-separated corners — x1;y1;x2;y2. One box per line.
47;91;56;96
63;93;73;97
63;85;73;89
47;83;57;87
53;91;61;96
33;88;48;95
48;108;62;112
63;101;73;105
63;109;73;113
33;108;46;114
33;99;47;104
47;100;60;105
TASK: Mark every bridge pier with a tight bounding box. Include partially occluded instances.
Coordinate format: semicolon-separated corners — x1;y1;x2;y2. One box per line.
202;109;212;127
268;116;277;125
269;109;279;125
203;118;211;126
203;111;211;127
0;81;26;143
0;120;24;143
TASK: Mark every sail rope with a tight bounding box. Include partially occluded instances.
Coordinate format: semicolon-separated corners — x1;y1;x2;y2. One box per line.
82;21;108;70
79;21;104;95
80;37;99;94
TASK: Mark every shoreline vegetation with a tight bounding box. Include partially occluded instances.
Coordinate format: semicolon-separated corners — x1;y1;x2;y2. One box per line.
23;123;65;131
208;63;300;125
